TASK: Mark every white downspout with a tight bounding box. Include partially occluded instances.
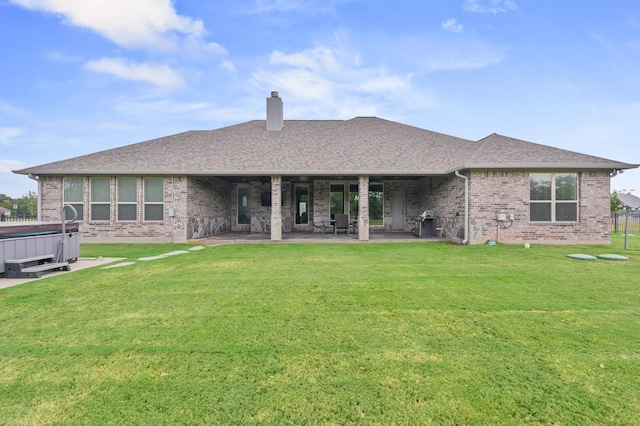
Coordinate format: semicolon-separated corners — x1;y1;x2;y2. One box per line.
454;170;469;244
28;174;42;221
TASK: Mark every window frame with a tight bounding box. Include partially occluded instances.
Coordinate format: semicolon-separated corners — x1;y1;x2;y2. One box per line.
330;183;346;220
90;177;111;221
369;183;384;225
63;177;84;221
294;184;309;225
117;177;138;221
237;184;251;225
143;177;164;221
529;173;578;222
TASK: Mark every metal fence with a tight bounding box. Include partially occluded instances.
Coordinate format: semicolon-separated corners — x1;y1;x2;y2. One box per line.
0;215;38;223
612;211;640;233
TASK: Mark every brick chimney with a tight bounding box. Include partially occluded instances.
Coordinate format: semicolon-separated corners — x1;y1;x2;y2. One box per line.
266;91;283;131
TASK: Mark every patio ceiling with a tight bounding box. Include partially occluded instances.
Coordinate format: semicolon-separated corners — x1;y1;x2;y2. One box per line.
212;174;428;184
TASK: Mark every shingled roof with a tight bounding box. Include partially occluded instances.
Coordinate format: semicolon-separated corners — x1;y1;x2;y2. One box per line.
14;117;637;177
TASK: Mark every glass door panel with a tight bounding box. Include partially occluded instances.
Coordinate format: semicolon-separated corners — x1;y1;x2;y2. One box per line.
295;185;309;224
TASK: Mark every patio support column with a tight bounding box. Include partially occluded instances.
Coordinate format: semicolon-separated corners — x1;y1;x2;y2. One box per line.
271;175;282;241
358;175;370;241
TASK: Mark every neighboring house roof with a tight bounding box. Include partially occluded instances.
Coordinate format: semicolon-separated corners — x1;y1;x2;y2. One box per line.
13;117;637;178
617;193;640;209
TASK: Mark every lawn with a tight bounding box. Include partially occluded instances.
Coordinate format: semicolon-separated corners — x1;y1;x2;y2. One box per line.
0;235;639;425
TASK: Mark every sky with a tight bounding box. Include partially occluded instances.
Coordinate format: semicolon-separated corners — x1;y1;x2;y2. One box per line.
1;0;639;199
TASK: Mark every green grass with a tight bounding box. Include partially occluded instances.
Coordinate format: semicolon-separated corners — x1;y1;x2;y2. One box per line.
1;235;639;425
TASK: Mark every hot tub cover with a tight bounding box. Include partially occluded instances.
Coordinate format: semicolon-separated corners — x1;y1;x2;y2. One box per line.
0;222;79;239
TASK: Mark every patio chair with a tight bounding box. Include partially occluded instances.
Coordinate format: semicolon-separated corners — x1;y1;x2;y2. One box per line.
334;214;350;235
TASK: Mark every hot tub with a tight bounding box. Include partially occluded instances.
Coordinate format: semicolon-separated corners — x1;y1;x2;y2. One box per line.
0;222;80;278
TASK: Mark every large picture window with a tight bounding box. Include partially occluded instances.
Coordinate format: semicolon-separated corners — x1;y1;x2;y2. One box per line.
90;177;111;221
530;173;577;222
64;177;84;221
144;178;164;221
330;184;345;219
117;177;137;221
369;183;383;225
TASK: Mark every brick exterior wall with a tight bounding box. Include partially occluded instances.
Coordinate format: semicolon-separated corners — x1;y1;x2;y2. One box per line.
40;176;65;221
40;175;231;243
37;171;612;244
416;175;467;241
312;181;331;229
467;170;611;244
39;176;183;243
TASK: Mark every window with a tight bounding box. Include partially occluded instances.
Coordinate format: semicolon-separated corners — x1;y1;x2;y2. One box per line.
144;178;164;221
369;183;384;225
295;185;309;225
90;177;111;221
530;173;577;222
117;177;137;221
330;184;345;219
237;185;251;224
64;177;84;221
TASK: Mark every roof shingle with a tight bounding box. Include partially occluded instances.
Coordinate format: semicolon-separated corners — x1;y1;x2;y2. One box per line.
14;118;637;176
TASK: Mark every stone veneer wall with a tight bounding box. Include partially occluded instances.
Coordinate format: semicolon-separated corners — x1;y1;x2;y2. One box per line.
186;177;232;239
468;170;611;244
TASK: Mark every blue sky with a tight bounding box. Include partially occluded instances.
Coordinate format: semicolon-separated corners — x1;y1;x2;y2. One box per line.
1;0;639;198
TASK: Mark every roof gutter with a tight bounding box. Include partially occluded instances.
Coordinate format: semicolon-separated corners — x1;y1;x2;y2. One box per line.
454;170;469;245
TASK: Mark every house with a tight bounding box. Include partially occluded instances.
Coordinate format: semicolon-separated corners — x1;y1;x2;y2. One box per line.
14;92;638;244
0;206;11;221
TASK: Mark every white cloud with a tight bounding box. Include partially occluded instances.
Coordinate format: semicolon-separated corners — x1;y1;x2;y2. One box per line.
248;0;348;14
85;57;185;88
374;35;506;73
270;46;345;73
9;0;216;52
221;60;236;73
464;0;517;14
44;50;82;63
0;158;30;173
0;101;29;118
252;45;435;118
441;18;463;33
0;127;23;145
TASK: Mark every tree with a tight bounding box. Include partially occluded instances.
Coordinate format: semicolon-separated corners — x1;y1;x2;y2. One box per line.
19;191;38;217
1;194;14;211
611;192;624;213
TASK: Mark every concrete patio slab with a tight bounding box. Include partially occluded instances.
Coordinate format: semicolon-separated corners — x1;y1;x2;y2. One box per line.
188;231;444;245
0;257;124;290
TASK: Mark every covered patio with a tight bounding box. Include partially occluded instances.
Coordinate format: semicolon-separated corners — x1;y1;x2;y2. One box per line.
189;171;466;244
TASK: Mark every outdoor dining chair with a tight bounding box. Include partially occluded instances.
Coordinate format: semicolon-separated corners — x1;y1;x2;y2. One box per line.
334;214;350;235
